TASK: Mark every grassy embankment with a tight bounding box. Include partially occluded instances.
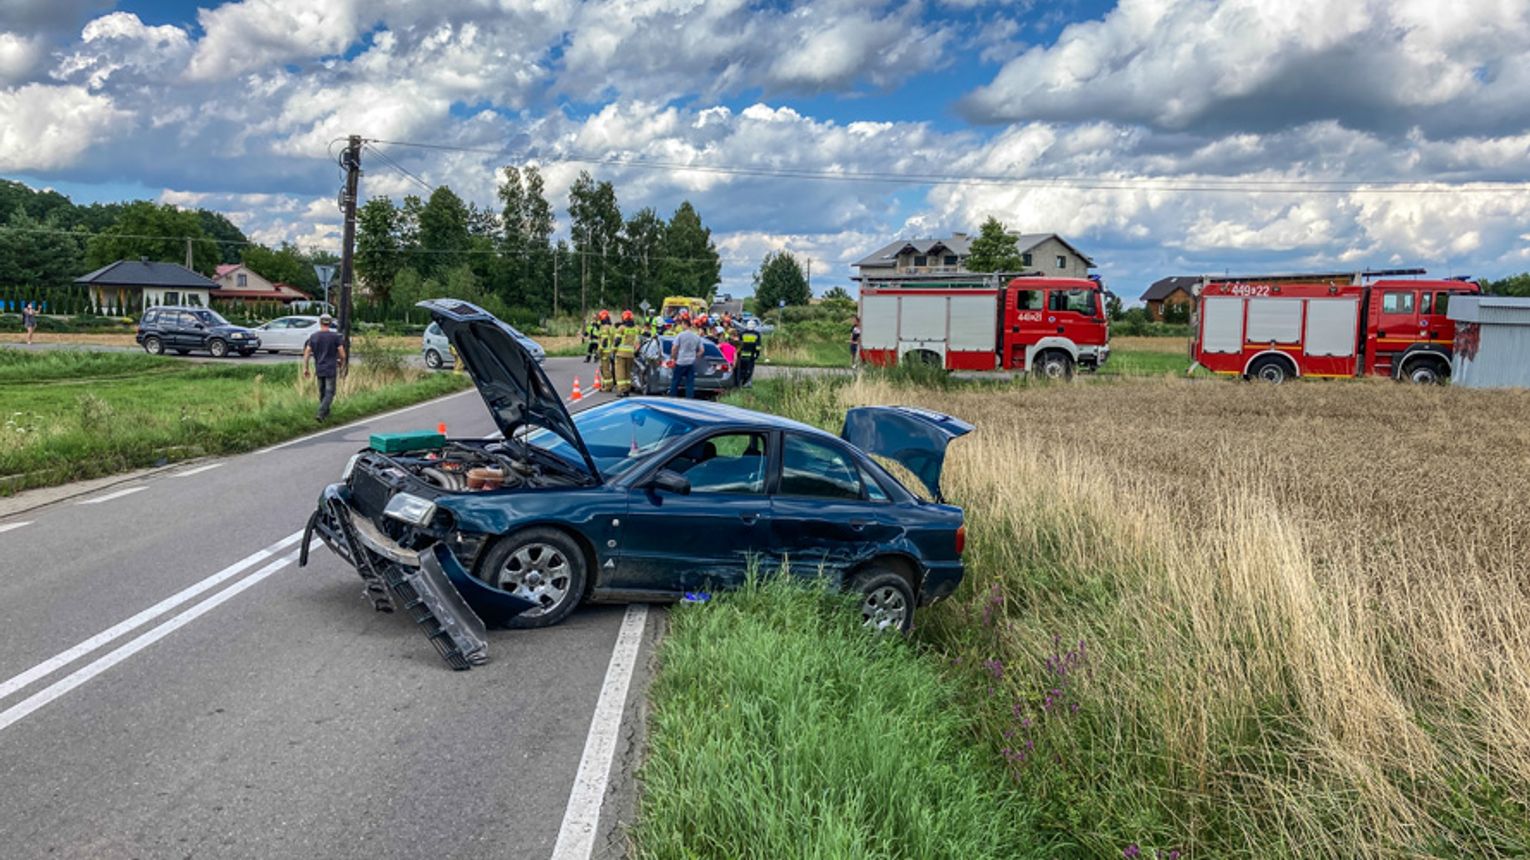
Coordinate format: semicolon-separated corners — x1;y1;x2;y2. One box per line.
0;344;470;495
640;370;1530;858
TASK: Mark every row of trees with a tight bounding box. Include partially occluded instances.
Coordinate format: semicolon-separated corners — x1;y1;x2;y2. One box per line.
0;180;337;294
353;166;723;320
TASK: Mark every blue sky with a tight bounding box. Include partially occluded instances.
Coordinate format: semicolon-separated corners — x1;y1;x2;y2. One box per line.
3;0;1529;300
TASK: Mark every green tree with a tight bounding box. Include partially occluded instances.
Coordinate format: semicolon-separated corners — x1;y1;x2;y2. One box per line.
567;171;623;313
355;196;404;305
752;251;811;310
0;209;88;286
1106;293;1124;321
196;210;250;264
1484;273;1530;296
417;186;470;277
85;201;218;274
659;201;720;300
241;243;317;293
821;285;854;304
964;216;1023;273
621;206;665;310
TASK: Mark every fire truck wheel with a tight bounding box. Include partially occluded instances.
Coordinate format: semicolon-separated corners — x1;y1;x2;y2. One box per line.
1037;351;1074;380
1404;359;1447;385
1248;356;1292;384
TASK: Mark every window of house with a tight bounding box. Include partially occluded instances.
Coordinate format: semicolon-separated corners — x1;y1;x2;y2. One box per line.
1013;290;1044;311
1056;255;1068;269
663;433;768;495
236;274;248;287
779;435;863;500
164;291;179;306
1381;291;1415;315
1048;289;1098;315
943;255;958;266
1021;252;1032;267
913;255;928;267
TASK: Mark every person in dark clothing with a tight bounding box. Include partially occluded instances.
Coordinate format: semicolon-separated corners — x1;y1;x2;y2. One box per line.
22;302;37;345
734;323;761;387
302;315;347;421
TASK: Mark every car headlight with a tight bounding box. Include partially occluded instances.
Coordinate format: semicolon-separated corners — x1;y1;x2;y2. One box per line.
341;453;362;481
383;492;437;526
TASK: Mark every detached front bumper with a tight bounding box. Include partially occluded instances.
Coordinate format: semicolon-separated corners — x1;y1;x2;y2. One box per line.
301;484;537;670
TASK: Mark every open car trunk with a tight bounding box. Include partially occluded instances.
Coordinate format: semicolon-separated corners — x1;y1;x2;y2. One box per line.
840;406;974;503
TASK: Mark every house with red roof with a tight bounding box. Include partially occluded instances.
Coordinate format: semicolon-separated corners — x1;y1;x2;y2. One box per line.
210;264;309;304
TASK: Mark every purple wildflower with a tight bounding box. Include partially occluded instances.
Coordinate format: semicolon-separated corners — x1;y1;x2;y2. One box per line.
1123;845;1141;859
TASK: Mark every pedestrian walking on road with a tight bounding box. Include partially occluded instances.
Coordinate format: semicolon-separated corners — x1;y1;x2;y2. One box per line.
22;302;37;345
849;316;862;366
666;317;703;399
302;314;347;422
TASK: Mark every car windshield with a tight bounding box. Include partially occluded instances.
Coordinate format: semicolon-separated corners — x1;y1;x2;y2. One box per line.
192;310;232;326
522;400;698;478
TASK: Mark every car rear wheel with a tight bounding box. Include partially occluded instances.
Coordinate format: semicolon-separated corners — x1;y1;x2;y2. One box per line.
1248;355;1291;384
424;349;443;369
143;336;164;355
851;565;915;634
208;338;228;358
1404;358;1448;385
479;527;587;629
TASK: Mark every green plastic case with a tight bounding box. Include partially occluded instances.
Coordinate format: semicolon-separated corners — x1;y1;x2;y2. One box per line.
368;430;446;453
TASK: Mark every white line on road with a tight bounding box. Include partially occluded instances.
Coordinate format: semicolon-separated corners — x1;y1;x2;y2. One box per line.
76;486;147;505
253;388;476;455
0;521;32;535
0;530;303;705
550;604;649;860
173;463;223;477
0;541;316;734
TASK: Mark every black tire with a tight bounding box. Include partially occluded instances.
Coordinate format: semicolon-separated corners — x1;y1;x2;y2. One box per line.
1403;358;1448;385
424;349;443;370
143;335;164;355
851;564;916;634
477;527;587;629
1036;350;1074;380
1247;355;1291;384
208;338;228;358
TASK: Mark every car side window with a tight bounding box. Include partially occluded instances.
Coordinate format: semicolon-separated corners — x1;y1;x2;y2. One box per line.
292;319;315;329
142;310;159;325
1014;290;1044;311
779;435;863;501
662;432;767;495
1382;291;1415;315
1049;289;1096;315
177;312;199;328
859;464;890;502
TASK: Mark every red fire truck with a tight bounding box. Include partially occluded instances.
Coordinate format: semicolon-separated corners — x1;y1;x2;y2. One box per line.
858;273;1111;377
1189;269;1482;384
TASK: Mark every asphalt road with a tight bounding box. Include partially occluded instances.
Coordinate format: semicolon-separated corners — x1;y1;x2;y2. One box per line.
0;357;653;859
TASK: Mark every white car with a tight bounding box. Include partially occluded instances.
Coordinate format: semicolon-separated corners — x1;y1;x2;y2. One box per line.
252;315;321;353
423;320;545;368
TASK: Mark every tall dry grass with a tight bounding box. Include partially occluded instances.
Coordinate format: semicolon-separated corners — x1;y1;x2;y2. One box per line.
817;375;1529;857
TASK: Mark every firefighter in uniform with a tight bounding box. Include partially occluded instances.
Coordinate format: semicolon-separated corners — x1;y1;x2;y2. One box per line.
647;314;660;341
735;321;762;387
614;310;641;396
597;310;616;391
584;314;601;363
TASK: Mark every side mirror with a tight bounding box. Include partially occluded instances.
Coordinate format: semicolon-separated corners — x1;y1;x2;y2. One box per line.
646;469;691;495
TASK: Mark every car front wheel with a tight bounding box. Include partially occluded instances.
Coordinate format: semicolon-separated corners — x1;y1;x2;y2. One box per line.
479;527;587;629
851;565;915;634
208;338;228;358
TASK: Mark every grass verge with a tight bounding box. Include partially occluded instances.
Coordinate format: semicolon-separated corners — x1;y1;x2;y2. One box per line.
718;370;1530;859
636;574;1041;860
0;346;470;495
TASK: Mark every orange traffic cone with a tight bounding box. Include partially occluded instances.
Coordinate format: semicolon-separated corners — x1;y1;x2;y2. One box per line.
593;367;604;391
437;421;448;436
570;376;583;401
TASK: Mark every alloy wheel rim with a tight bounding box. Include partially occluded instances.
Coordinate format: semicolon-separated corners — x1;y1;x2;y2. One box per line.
496;542;571;617
861;585;908;631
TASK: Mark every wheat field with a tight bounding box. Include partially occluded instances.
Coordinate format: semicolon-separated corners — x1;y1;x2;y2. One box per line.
777;373;1530;857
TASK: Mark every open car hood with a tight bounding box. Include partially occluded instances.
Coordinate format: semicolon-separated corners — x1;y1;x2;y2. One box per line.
419;299;599;480
841;406;973;503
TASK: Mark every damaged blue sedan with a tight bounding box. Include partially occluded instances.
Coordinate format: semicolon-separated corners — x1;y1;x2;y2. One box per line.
302;299;972;669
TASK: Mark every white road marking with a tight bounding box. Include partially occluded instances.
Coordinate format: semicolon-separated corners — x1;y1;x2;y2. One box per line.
76;486;147;505
0;541;317;734
550;604;649;860
0;521;31;535
0;530;303;704
253;388;476;455
173;463;223;477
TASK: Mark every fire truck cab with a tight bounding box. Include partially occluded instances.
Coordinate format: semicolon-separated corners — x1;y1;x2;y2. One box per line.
858;274;1110;377
1191;269;1481;384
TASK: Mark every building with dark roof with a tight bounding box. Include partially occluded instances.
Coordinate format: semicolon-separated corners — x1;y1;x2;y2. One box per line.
852;232;1095;283
1139;276;1198;321
74;259;217;315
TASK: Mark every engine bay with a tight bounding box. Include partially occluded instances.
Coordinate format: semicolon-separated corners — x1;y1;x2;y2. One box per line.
378;439;585;494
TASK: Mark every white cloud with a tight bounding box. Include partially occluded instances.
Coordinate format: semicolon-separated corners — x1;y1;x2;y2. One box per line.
0;83;125;171
0;32;44;85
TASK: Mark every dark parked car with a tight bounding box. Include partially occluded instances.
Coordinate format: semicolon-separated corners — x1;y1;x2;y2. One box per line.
137;306;261;357
633;335;734;397
302;299;973;669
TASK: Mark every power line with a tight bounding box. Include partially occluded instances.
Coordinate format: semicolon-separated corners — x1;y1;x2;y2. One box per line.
363;142;436;196
368;137;1530;195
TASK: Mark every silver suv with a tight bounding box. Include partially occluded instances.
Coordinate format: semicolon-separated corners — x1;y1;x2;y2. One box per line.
423;321;544;369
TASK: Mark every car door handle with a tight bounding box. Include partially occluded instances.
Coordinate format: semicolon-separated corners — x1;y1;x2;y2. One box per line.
739;513;760;525
850;520;868;531
1056;326;1065;333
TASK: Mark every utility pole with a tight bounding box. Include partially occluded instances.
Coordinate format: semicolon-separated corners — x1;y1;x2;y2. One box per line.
185;237;193;270
552;252;559;318
337;134;362;354
806;257;812;294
